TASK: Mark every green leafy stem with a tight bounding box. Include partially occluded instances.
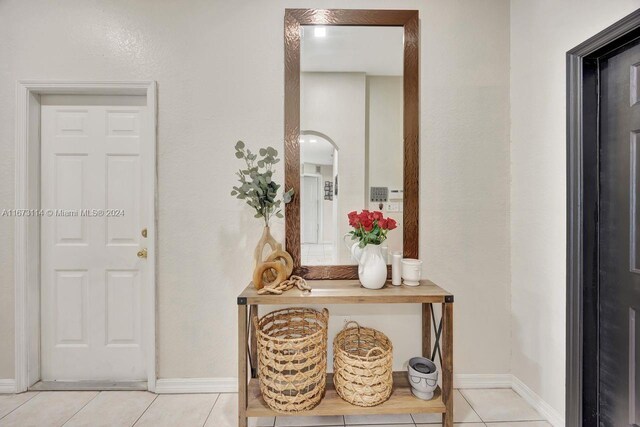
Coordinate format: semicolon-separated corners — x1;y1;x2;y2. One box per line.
230;141;294;226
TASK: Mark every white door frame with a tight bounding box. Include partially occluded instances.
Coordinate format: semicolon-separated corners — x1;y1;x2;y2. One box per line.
14;81;157;393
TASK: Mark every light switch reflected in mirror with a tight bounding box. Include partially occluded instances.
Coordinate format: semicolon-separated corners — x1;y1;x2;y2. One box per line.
299;25;404;266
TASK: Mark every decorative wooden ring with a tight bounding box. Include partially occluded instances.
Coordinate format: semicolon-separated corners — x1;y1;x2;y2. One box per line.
266;250;294;277
253;261;286;290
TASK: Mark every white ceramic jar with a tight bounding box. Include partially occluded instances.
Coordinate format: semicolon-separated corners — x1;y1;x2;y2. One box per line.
401;258;422;286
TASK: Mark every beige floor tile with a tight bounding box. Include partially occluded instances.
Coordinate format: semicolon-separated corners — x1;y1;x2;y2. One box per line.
275;414;343;426
412;390;482;423
485;422;550;427
350;424;416;427
0;391;97;427
64;391;156;427
205;393;274;427
344;413;413;424
460;389;543;422
134;394;217;427
0;392;38;419
417;424;485;427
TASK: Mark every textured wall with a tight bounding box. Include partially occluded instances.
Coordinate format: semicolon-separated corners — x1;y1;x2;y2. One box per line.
510;0;639;417
0;0;511;380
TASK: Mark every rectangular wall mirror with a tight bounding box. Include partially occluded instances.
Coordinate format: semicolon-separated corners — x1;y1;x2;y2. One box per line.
285;9;419;279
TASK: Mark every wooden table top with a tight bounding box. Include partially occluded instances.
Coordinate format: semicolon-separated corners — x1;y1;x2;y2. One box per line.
237;279;453;305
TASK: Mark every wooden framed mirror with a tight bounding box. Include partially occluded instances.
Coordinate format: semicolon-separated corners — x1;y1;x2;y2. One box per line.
284;9;419;279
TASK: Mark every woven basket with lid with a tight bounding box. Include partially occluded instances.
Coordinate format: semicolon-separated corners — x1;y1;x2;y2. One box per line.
333;321;393;407
255;307;329;413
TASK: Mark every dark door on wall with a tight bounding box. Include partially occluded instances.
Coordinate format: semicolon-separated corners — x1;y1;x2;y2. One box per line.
599;38;640;426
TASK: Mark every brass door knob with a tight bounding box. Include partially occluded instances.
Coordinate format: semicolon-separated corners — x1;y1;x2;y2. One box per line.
137;248;148;259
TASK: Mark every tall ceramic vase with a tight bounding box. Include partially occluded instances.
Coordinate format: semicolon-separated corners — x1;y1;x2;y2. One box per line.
254;226;278;267
252;226;279;290
358;244;387;290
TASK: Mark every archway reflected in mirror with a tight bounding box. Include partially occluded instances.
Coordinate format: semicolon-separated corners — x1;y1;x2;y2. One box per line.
299;130;339;265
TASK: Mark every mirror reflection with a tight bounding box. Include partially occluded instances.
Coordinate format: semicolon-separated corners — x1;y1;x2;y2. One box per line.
300;25;404;265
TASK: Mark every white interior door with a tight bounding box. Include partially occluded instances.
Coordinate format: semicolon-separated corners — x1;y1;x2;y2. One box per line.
302;175;320;244
40;95;151;381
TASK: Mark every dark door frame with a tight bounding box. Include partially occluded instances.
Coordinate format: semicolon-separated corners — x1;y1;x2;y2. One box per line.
567;8;640;426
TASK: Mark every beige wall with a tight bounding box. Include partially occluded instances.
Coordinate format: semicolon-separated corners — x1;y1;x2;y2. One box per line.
509;0;639;417
0;0;511;380
366;76;404;254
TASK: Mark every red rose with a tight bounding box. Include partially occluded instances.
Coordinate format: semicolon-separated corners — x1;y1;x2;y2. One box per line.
372;211;383;221
348;211;360;228
387;218;397;230
378;218;388;229
360;211;373;230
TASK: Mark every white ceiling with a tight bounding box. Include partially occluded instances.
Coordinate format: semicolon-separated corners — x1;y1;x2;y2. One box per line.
301;26;403;76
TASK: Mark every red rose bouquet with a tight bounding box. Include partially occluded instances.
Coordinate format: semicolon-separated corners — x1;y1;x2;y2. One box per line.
347;210;397;248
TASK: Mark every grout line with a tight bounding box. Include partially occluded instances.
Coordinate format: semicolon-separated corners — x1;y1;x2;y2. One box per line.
344;423;417;426
61;390;101;426
459;389;485;423
480;421;548;424
0;391;40;420
201;393;220;427
131;393;159;426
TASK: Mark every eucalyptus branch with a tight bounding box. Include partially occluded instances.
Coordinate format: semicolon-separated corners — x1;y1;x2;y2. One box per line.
230;140;294;227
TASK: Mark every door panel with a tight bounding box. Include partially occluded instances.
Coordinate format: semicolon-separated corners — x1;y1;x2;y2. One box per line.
54;270;88;346
41;99;148;381
599;39;640;426
106;155;141;245
105;270;141;346
54;155;87;244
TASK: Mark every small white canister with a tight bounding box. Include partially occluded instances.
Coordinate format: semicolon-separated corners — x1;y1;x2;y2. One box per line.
401;258;423;286
391;251;403;286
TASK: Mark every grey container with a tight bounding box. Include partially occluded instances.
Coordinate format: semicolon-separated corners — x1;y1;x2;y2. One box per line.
407;357;438;400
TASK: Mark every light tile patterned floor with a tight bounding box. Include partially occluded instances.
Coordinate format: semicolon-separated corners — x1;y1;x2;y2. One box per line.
0;388;550;427
301;243;335;265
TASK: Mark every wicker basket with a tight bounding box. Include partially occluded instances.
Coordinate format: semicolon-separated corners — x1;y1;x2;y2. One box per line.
333;321;393;407
254;307;329;413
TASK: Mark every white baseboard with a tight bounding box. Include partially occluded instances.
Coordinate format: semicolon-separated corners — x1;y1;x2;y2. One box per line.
454;373;512;389
511;375;564;427
155;378;237;394
0;379;16;394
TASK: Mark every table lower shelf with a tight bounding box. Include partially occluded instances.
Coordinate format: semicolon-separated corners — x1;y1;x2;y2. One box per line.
246;372;445;417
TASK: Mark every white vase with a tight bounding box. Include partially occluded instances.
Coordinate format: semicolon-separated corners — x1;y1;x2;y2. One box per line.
358;244;388;290
343;233;363;263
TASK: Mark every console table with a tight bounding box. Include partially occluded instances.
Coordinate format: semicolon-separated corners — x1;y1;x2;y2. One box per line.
237;279;454;427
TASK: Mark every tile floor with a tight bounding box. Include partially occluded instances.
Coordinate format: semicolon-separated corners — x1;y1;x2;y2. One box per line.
301;243;336;265
0;388;551;427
